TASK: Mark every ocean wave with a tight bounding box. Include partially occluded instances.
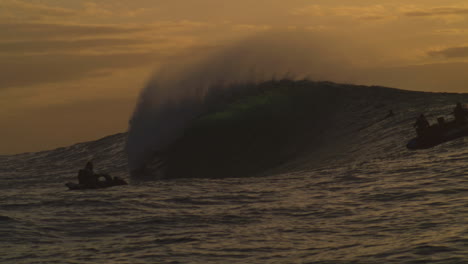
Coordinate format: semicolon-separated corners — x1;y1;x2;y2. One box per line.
126;78;468;179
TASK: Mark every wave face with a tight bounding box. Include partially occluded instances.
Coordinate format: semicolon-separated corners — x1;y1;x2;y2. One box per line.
125;32;359;173
5;79;465;180
126;78;468;178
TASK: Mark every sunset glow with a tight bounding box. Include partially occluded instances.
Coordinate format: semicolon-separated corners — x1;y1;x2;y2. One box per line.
2;0;468;153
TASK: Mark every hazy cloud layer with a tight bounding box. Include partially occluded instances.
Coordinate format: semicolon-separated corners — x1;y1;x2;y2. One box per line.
1;0;76;19
433;28;468;35
0;19;214;89
0;52;160;88
404;7;468;17
0;22;149;40
292;4;468;23
291;5;396;21
0;0;156;22
0;38;155;53
429;46;468;58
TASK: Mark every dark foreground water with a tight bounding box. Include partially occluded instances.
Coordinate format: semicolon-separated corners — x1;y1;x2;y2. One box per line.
1;82;468;263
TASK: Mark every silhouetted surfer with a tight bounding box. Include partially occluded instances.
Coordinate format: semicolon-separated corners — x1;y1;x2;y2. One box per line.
78;161;98;187
414;114;430;137
73;161;127;189
452;102;468;124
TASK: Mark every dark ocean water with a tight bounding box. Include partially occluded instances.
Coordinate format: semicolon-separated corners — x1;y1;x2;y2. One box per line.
1;81;468;263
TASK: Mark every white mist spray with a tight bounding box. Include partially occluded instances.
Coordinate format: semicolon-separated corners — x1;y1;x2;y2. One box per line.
126;31;361;173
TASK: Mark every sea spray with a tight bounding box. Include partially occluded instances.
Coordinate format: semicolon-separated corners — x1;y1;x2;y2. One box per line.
125;69;263;173
125;31;358;175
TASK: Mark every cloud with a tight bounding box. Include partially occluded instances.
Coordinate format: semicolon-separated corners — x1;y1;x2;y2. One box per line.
403;7;468;17
357;15;390;21
291;5;395;21
428;46;468;58
304;25;332;32
149;20;211;33
0;22;149;40
290;5;325;16
433;28;468;35
333;5;388;17
0;20;212;42
231;24;271;32
82;2;113;17
0;52;161;89
0;0;76;19
0;0;157;22
0;38;157;53
0;18;215;88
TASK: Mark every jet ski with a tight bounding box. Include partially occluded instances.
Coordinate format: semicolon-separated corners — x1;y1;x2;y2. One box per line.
65;176;127;190
407;119;468;149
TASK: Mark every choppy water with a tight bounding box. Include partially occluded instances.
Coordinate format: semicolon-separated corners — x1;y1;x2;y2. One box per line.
1;81;468;263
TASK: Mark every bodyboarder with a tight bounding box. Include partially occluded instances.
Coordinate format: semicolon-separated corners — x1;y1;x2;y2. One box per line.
414;114;430;137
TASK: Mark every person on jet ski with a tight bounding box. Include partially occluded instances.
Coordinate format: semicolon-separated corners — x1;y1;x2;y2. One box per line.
78;161;98;187
414;114;430;137
453;102;468;124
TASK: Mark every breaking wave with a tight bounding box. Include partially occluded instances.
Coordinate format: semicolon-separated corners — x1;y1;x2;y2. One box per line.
125;32;468;178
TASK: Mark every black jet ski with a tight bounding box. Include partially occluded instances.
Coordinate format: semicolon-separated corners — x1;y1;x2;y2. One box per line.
65;176;128;190
407;119;468;149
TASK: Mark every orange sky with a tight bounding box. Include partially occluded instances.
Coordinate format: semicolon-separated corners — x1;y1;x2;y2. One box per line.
1;0;468;154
